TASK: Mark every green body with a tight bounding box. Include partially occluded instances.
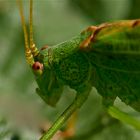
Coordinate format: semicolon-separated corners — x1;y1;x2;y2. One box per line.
35;20;140;112
18;1;140;138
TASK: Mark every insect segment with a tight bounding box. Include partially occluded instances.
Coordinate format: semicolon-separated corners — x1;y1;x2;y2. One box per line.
17;0;140;139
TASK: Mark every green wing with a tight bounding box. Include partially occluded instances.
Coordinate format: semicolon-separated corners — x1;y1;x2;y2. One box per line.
87;20;140;111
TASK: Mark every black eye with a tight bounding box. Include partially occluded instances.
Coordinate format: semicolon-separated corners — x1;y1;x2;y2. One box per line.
36;66;40;70
32;61;43;71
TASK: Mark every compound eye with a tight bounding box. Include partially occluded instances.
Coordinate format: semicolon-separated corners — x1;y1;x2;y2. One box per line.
32;61;43;71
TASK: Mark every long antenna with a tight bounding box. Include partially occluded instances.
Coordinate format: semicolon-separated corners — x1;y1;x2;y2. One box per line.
29;0;39;57
17;0;34;65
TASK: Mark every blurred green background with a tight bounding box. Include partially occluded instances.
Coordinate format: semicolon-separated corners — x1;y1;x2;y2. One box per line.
0;0;140;139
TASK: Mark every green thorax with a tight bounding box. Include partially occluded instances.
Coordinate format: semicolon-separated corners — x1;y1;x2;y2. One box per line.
46;34;91;89
34;33;91;106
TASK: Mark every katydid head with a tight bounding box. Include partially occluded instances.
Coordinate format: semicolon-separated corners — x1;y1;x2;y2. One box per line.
18;0;63;106
31;48;63;106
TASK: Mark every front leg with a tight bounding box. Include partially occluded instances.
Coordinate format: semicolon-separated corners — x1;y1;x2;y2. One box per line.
40;84;92;140
61;111;77;138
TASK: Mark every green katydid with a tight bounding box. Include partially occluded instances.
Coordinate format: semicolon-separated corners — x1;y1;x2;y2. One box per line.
17;0;140;139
